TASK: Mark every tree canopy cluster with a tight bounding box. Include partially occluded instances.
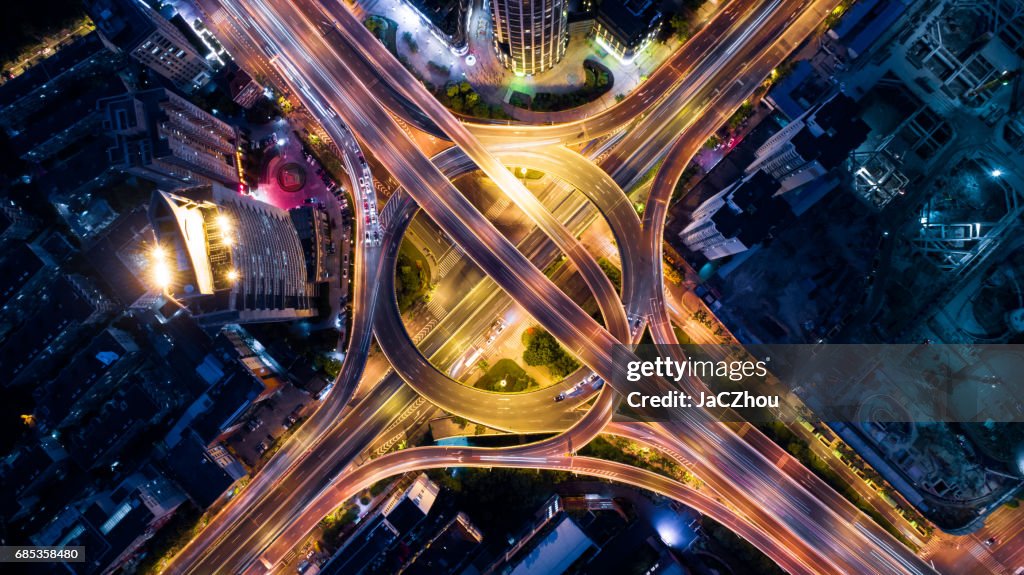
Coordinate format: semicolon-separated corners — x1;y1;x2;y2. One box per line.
522;327;580;378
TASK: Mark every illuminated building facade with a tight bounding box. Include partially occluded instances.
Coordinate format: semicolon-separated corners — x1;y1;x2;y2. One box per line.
491;0;568;75
148;185;319;325
101;88;242;191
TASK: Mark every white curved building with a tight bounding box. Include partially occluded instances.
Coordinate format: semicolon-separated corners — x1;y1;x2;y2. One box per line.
148;185;319;325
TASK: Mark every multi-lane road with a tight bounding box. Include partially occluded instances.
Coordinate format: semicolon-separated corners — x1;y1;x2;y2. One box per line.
163;0;967;573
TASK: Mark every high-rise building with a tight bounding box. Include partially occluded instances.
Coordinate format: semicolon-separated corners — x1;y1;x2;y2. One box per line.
148;184;320;325
594;0;662;62
85;0;212;92
746;93;870;192
101;88;242;190
491;0;568;75
680;170;794;260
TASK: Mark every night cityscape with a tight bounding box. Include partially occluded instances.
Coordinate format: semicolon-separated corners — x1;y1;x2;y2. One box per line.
2;0;1024;573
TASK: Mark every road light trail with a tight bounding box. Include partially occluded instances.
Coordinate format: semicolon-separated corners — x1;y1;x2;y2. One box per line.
188;1;937;572
312;0;628;343
249;445;831;575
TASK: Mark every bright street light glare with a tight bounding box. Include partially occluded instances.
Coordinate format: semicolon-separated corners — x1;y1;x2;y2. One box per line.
153;261;171;288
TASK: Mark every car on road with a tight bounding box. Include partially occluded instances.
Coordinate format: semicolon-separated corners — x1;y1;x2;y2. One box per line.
555;393;566;402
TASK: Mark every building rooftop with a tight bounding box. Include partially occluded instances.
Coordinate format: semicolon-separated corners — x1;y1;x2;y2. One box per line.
85;0;158;54
35;327;140;428
82;206;152;306
508;514;594;575
791;93;871;172
385;473;440;535
149;184;319;325
0;275;99;382
767;60;823;119
710;170;793;248
596;0;661;46
67;381;161;469
7;67;125;160
190;367;265;445
163;430;234;509
0;32;111;109
403;512;483;575
0;243;45;308
828;0;910;59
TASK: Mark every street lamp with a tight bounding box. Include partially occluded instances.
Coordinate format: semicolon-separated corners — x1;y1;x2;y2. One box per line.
991;169;1003;178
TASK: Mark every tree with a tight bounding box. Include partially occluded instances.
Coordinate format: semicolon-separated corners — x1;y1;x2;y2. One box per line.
402;31;418;53
522;327;580;377
522;327;558;366
597;257;622;290
364;17;382;38
670;13;691;42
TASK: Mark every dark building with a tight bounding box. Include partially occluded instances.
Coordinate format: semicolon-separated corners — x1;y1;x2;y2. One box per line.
0;275;108;386
226;67;263;109
594;0;662;62
66;381;164;471
101;88;242;190
402;512;483;574
289;205;329;282
0;243;46;309
163;430;235;509
82;206;153;306
31;466;186;574
406;0;470;51
0;32;127;213
34;327;141;430
382;474;440;534
85;0;212;92
321;474;441;575
747;92;870;192
680;170;794;260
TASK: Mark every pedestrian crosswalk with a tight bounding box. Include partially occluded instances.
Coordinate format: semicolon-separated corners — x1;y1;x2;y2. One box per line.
484;197;510;219
426;298;447;320
436;247;463;278
966;542;1007;574
378;194;399;229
